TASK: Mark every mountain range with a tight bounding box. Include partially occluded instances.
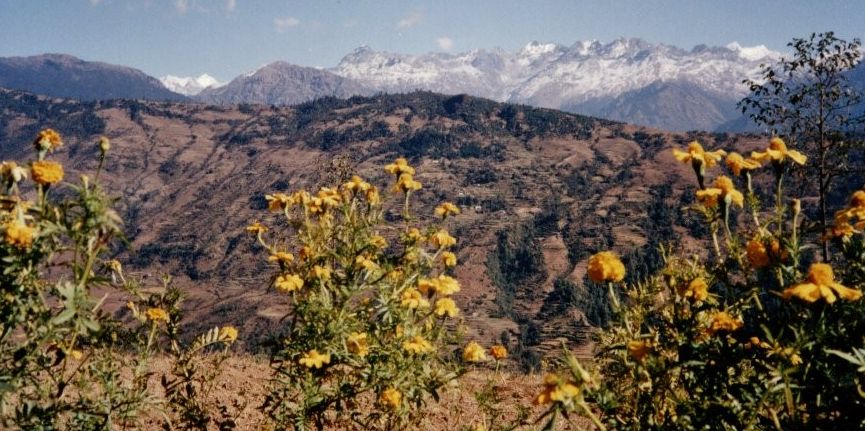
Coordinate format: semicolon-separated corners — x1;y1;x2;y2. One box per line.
2;39;861;132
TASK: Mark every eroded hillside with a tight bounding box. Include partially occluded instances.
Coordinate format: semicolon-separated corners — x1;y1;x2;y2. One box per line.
0;88;763;367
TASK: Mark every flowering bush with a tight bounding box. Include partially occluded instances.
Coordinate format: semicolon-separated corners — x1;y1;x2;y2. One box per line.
537;137;865;430
254;158;465;429
0;130;237;429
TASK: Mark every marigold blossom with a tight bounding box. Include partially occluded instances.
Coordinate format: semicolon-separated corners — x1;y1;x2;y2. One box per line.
783;263;862;304
435;202;461;219
274;274;304;293
751;137;807;165
707;311;743;335
463;341;487;362
34;128;63;152
145;307;170;323
725;152;761;176
489;345;508;360
403;335;434;354
31;160;64;185
219;326;239;342
380;387;403;410
434;298;459;317
4;221;35;249
587;251;626;283
627;340;651;362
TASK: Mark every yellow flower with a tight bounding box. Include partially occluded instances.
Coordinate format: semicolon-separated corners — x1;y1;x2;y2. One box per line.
69;350;83;361
430;229;456;248
145;308;169;323
403;335;434;354
587;251;626;283
394;173;422;193
746;239;770;268
725;152;761;176
268;251;295;265
384;157;415;176
751;137;807;165
34;128;63;152
365;186;381;205
379;387;403;411
672;141;726;168
463;341;487;362
370;235;388;249
435;202;461;219
695;175;744;208
534;374;581;405
346;332;369;357
299;349;331;369
245;221;267;235
707;311;743;336
679;278;709;302
441;251;457;267
4;221;35;249
627;340;651;362
342;175;371;193
406;227;423;242
489;345;508;360
401;288;430;309
317;187;342;207
219;326;239;342
31;160;64;185
312;265;332;281
435;274;461;296
783;263;862;304
274;274;304;293
434;298;459;317
355;255;379;271
265;193;292;211
288;190;312;206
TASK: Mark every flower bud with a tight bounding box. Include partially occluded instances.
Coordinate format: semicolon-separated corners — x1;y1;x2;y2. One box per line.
99;137;110;154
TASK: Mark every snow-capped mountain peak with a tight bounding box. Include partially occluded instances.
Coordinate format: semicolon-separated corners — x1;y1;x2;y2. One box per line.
160;73;224;96
725;42;781;61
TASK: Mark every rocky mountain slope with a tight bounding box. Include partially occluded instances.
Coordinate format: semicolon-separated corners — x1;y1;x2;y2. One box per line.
0;54;188;102
196;62;374;105
0;88;764;366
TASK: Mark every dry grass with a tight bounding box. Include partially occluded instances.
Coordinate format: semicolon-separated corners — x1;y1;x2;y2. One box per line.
138;354;592;430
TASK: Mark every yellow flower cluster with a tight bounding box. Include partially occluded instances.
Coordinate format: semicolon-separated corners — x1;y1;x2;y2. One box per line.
274;274;304;293
434;202;460;219
379;387;403;411
587;251;626;283
3;221;35;249
751;137;807;165
706;311;743;336
31;160;64;186
725;152;761;176
830;190;865;238
34;128;63;153
402;335;434;354
672;141;726;169
417;274;461;296
434;298;458;317
678;278;709;302
696;176;744;208
534;373;581;406
219;326;239;342
346;332;369;357
783;263;862;304
299;349;331;369
462;341;487;362
145;307;170;323
489;344;508;360
400;288;430;309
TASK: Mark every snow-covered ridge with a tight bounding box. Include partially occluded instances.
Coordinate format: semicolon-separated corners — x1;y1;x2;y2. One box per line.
159;74;223;96
331;38;783;110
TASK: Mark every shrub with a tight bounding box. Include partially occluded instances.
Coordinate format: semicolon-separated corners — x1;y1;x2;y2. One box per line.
536;137;865;430
253;158;464;430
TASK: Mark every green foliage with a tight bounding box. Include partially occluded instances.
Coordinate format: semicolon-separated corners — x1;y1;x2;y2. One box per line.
253;161;463;430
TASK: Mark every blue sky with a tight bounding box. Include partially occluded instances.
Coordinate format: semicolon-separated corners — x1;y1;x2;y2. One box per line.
0;0;862;81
